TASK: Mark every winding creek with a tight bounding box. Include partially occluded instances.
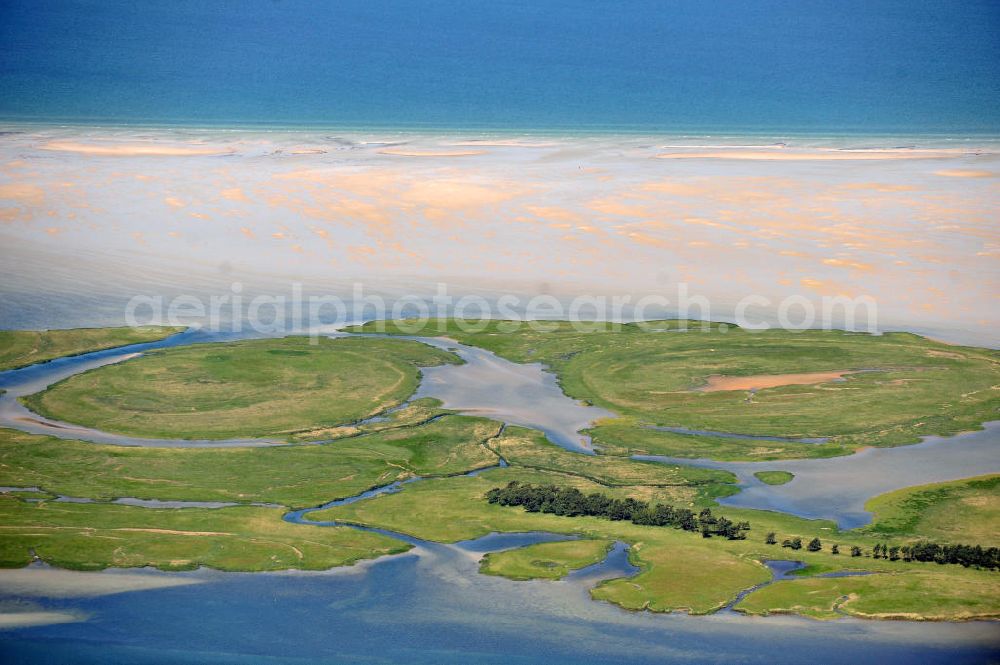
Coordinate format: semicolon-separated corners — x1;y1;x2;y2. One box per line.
1;326;996;529
0;327;999;661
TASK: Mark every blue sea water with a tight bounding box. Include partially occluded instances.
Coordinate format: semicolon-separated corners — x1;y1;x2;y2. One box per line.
0;0;998;133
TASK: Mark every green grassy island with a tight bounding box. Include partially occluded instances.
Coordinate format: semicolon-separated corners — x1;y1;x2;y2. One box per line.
0;326;183;371
754;471;795;485
2;323;998;622
347;318;1000;460
480;539;614;580
23;336;459;440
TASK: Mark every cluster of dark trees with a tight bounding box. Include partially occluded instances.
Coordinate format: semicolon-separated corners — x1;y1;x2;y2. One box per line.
764;533;999;570
770;535;822;552
878;541;1000;569
485;482;750;539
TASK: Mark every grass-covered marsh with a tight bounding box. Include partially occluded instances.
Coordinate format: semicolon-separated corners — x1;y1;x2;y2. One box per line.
0;326;183;372
23;336;459;439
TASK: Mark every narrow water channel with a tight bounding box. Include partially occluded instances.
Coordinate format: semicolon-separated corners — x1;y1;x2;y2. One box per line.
1;327;997;530
635;421;1000;529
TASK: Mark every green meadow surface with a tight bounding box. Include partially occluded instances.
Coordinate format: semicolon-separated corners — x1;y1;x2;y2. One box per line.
0;416;501;509
2;322;998;620
288;397;448;443
308;465;771;614
591;419;853;462
479;539;614;580
491;425;733;502
0;496;409;572
23;336;459;439
0;326;183;371
733;569;1000;621
754;471;795;486
862;475;1000;546
309;460;1000;619
347;319;1000;460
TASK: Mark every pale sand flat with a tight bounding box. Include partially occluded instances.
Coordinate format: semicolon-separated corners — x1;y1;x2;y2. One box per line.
0;567;201;598
0;611;83;629
656;151;969;161
446;140;559;147
377;149;487;157
934;169;996;178
39;141;233;157
696;370;856;392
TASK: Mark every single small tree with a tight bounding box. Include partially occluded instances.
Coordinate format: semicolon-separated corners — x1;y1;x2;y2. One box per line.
807;538;822;552
889;546;900;561
850;545;862;557
831;544;839;555
782;538;793;548
766;532;777;545
789;537;802;550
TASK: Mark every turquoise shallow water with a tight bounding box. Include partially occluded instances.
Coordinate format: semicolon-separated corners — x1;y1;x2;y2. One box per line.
1;0;998;133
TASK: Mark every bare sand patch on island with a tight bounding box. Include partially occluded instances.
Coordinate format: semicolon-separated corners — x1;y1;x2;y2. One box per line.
696;370;857;392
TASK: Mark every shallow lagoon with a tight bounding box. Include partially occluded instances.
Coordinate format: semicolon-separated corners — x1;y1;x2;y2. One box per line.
636;422;1000;529
408;336;614;452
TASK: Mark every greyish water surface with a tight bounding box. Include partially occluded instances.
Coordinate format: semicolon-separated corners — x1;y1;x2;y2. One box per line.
1;543;997;665
635;421;1000;529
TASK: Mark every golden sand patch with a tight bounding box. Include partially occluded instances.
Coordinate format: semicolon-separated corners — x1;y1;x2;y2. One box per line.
822;258;873;272
695;370;856;392
656;150;962;161
401;179;523;209
926;350;967;360
933;169;995;178
221;187;248;201
0;183;45;206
